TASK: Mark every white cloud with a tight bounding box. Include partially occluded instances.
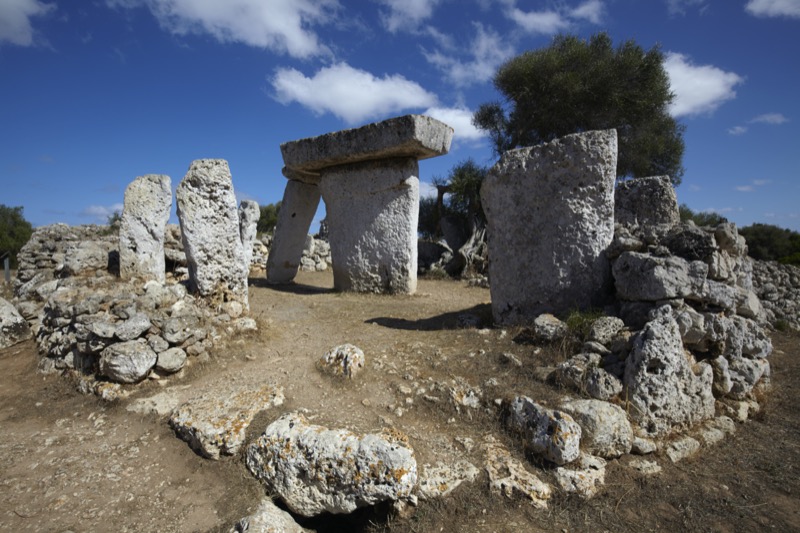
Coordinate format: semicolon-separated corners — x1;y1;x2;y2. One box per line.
271;62;438;124
736;185;754;192
107;0;338;58
753;179;772;185
424;106;486;143
0;0;55;46
423;23;514;87
735;179;771;192
750;112;789;124
505;0;604;34
666;0;708;15
81;203;124;222
664;52;744;117
745;0;800;18
376;0;444;33
419;181;438;199
728;126;748;135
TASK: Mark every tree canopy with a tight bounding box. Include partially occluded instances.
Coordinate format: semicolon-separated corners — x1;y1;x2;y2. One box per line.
257;202;281;234
419;159;489;238
739;223;800;266
473;32;685;186
0;205;33;268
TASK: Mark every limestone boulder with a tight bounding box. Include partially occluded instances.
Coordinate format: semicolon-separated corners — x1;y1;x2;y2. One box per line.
63;241;110;276
230;498;313;533
0;297;32;349
119;174;172;282
170;384;285;460
483;437;552;508
532;314;568;342
155;347;187;374
623;306;715;436
481;129;618;324
614;176;679;230
176;159;249;309
554;453;606;499
318;343;365;379
506;396;581;465
246;413;417;517
99;338;157;383
560;399;633;458
613;252;707;302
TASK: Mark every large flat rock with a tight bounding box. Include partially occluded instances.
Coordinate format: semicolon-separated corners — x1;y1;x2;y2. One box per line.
281;114;453;180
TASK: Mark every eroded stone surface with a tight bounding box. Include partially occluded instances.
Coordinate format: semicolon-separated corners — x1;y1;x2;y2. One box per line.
246;413;417;517
266;181;321;284
483;436;551;508
170;384;284;460
230;498;313;533
99;338;157;383
0;298;32;349
119;174;172;282
554;454;606;499
560;399;632;459
615;176;679;230
176;159;249;309
238;200;260;273
482;129;618;324
417;460;479;500
318;343;365;378
506;396;581;465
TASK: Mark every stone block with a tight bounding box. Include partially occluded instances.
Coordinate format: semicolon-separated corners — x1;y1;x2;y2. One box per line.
266;180;321;284
119;174;172;282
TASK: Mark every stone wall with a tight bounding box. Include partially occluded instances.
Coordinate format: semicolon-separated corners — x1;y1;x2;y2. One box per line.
752;260;800;331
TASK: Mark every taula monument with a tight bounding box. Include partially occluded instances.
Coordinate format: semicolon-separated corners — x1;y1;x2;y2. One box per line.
268;114;453;294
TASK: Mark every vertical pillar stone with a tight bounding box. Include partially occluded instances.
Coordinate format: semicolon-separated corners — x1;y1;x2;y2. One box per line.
119;174;172;283
481;129;618;325
239;199;260;274
176;159;249;310
275;114;453;294
320;158;419;293
266;179;321;284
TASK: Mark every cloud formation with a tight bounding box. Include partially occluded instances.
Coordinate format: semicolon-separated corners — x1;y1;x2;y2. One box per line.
750;112;789;124
376;0;444;33
665;0;708;16
423;23;514;87
0;0;55;46
745;0;800;18
664;52;744;117
424;106;485;143
735;179;771;192
727;126;748;135
80;203;124;222
106;0;338;58
504;0;604;34
271;62;438;124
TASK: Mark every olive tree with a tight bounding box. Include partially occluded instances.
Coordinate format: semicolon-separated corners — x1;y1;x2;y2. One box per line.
474;32;685;186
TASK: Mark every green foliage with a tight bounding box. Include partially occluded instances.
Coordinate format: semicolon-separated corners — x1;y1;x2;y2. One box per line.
257;201;281;234
107;210;122;227
739;223;800;265
563;308;604;343
0;204;33;268
679;204;729;227
418;196;441;239
474;32;685;185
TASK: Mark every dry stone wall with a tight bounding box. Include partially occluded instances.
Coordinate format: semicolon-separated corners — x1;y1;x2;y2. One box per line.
751;260;800;330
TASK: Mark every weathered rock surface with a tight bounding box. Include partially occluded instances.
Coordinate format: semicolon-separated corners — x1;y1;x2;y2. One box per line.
63;241;110;276
246;413;417;517
318;343;365;378
320;157;420;293
155;347;187;374
417;460;479;500
176;159;249;309
482;129;618;324
230;498;313;533
532;314;568;342
506;396;581;465
119;174;172;282
0;298;32;349
615;176;679;230
238;199;260;273
624;307;715;436
99;338;157;383
554;453;606;499
560;399;633;458
267;181;322;284
170;384;284;460
483;436;551;508
613;252;707;302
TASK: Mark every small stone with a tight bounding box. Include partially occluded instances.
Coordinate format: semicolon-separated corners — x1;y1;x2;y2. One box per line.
156;347;187;374
554;454;606;499
627;458;662;476
664;436;701;463
483;437;552;508
318;343;365;379
506;396;581;465
114;313;152;341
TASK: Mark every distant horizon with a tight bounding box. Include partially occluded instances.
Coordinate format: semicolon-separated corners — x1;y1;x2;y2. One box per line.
2;1;798;232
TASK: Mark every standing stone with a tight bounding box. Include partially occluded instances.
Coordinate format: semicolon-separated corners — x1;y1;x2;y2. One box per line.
119;174;172;282
481;129;618;325
176;159;249;310
238;199;260;273
320;158;420;293
266;180;321;284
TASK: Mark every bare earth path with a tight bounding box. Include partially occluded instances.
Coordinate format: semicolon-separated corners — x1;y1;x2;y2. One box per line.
1;271;799;532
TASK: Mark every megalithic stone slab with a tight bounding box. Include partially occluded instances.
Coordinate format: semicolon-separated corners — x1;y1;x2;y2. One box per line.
277;114;453;294
266;180;321;284
176;159;249;310
320;158;419;293
280;114;453;181
481;129;618;325
119;174;172;282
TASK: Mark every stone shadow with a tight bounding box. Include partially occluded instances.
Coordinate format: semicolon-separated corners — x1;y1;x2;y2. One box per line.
248;277;335;295
365;303;492;331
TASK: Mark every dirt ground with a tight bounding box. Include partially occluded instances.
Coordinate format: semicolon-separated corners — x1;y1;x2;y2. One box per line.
1;270;798;533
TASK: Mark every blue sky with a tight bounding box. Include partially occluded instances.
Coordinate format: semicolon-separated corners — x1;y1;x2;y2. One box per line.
1;0;798;232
